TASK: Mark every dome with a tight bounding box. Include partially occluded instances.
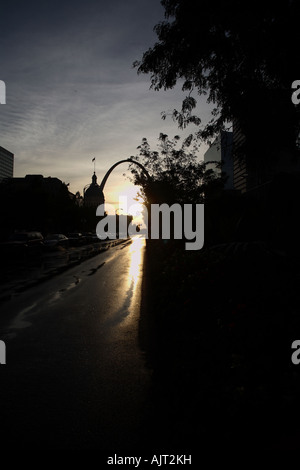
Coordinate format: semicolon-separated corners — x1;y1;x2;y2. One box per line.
84;172;104;207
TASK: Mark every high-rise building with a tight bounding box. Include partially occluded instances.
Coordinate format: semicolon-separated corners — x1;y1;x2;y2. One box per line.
204;131;234;190
0;146;14;181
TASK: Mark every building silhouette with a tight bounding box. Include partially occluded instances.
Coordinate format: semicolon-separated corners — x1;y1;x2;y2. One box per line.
84;172;104;207
204;131;234;189
2;174;69;194
0;146;14;182
233;113;300;196
0;174;76;237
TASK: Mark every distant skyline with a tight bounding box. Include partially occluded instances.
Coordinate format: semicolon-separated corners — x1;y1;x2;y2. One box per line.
0;0;211;207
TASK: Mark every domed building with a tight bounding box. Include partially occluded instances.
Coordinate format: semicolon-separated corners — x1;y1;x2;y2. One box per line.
84;172;104;207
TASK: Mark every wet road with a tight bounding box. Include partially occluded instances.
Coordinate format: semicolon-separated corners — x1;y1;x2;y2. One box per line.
0;235;152;449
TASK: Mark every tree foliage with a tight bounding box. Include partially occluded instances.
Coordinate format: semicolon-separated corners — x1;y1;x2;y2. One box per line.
134;0;300;160
129;133;223;205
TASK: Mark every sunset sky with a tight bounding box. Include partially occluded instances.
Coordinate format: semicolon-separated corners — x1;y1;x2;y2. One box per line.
0;0;211;210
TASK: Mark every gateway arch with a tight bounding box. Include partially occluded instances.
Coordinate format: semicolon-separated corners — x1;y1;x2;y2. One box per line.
99;158;151;196
84;158;151;207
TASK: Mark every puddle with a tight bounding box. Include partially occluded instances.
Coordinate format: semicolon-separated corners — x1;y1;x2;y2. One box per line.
3;302;37;339
88;262;105;276
48;276;81;303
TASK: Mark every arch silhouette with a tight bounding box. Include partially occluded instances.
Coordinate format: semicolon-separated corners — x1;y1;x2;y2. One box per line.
99;158;151;193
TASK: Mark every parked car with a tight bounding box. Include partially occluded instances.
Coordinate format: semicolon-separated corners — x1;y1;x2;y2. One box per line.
82;232;93;244
67;232;85;246
82;232;100;244
44;234;69;250
0;231;44;258
90;233;101;243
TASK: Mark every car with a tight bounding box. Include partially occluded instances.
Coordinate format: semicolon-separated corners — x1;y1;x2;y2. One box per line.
43;234;69;250
0;231;44;259
90;233;101;243
82;232;94;244
67;232;85;246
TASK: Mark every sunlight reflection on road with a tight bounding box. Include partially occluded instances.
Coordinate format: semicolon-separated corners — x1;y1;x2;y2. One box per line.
101;235;146;329
128;235;145;293
120;235;145;324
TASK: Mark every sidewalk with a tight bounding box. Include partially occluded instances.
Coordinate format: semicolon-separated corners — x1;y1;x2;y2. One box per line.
138;239;300;449
0;238;128;303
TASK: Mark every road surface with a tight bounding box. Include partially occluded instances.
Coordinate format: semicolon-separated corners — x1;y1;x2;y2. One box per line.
0;235;153;449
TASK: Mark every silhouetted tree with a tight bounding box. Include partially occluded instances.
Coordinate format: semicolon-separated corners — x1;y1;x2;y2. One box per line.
134;0;300;167
129;133;223;205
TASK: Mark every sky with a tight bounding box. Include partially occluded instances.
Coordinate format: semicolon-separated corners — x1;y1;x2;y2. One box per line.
0;0;211;209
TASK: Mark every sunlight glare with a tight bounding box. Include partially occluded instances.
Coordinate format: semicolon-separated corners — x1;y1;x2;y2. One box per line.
128;236;144;294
